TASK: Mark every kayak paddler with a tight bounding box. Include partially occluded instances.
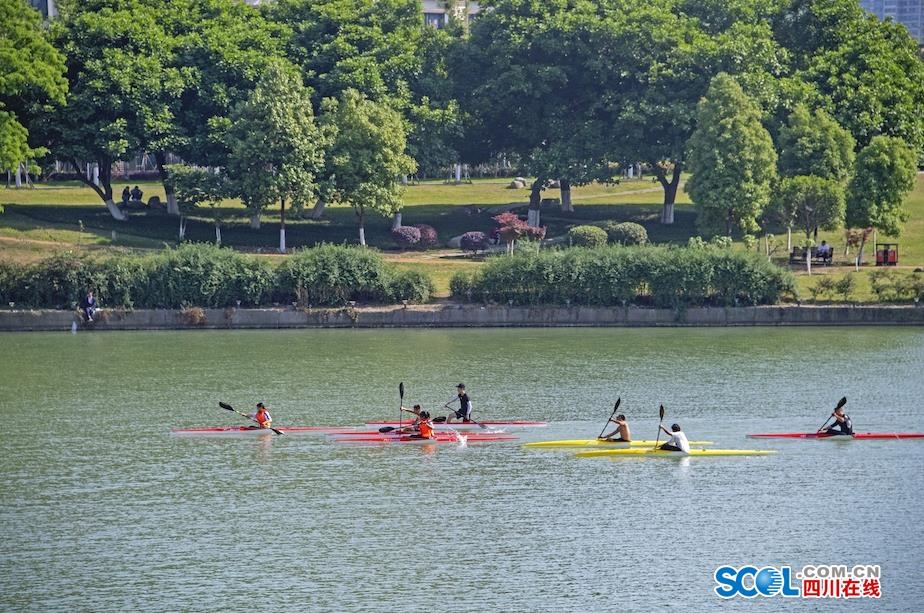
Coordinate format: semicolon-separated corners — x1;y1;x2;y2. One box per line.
600;414;631;442
395;404;424;434
820;403;853;436
658;423;690;453
408;411;436;439
249;402;273;429
444;383;473;423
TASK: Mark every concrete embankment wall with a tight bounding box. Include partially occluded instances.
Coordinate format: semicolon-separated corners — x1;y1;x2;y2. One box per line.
1;304;923;331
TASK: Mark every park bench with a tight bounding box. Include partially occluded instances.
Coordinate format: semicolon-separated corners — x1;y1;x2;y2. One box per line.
789;246;832;266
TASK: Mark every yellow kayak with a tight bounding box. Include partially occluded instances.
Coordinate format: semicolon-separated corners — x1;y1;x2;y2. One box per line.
575;448;777;458
524;439;714;448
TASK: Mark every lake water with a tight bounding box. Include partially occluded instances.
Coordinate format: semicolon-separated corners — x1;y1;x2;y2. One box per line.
1;327;922;612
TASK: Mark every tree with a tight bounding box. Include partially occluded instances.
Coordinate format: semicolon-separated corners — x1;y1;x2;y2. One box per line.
0;0;67;175
319;89;416;246
770;0;924;158
846;135;917;263
686;74;778;236
770;175;845;238
777;105;855;181
145;0;283;215
224;61;326;252
39;0;182;220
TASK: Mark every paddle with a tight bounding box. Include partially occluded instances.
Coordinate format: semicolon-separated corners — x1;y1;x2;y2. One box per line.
218;401;284;435
380;414;447;433
596;398;622;439
817;396;848;432
398;381;405;431
653;404;665;449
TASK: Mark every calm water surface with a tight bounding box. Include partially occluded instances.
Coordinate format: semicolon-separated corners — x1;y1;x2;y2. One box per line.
1;327;922;612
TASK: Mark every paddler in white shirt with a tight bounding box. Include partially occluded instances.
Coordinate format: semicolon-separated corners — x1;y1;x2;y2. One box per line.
658;423;690;453
600;414;631;442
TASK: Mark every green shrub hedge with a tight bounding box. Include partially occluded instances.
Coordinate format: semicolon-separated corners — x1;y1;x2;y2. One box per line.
568;225;608;247
449;246;796;307
0;243;432;309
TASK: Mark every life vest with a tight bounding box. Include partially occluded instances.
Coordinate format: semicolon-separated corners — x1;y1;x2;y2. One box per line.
254;408;272;428
418;420;435;439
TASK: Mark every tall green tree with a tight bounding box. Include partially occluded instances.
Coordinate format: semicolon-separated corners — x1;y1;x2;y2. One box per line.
39;0;182;220
770;175;845;238
319;88;416;246
0;0;67;175
264;0;421;105
845;135;917;262
770;0;924;159
224;61;326;252
777;105;855;181
144;0;283;215
686;74;778;236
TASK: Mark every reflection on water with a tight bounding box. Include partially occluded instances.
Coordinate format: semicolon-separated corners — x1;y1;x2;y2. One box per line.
0;328;922;612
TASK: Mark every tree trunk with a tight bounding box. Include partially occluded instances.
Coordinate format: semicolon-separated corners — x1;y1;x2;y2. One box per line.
787;227;792;253
249;213;260;229
357;208;366;246
154;151;179;215
279;197;286;253
392;212;402;230
560;178;573;213
69;158;125;221
310;198;327;220
14;163;22;188
179;216;186;240
215;223;221;246
528;179;543;227
655;163;682;225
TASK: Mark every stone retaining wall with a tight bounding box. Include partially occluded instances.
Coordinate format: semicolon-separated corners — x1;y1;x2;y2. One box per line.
1;304;922;331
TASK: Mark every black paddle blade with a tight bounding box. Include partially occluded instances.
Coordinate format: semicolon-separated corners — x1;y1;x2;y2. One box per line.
614;398;621;410
219;402;234;411
432;416;447;423
659;404;665;420
836;396;847;410
399;382;404;400
379;426;396;433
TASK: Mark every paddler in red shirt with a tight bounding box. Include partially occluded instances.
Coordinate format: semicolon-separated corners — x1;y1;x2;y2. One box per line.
249;402;273;429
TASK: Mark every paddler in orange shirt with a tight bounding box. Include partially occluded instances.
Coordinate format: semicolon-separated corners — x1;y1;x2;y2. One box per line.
249;402;273;429
409;411;436;439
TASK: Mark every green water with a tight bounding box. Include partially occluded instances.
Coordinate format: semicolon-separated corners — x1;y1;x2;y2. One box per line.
1;327;922;611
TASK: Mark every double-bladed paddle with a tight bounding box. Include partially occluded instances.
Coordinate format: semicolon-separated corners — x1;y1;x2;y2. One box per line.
817;396;848;432
653;404;665;449
219;401;284;435
596;398;622;439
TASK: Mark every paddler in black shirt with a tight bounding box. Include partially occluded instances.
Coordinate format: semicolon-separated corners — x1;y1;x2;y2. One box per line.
444;383;473;423
821;403;853;436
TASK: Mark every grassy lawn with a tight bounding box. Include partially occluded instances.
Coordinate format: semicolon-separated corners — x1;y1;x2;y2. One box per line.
2;173;922;300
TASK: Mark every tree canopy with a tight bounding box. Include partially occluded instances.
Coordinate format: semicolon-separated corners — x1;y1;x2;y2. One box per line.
0;0;67;172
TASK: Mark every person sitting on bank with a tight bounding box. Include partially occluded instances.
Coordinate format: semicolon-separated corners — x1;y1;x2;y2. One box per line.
249;402;273;429
444;383;473;423
821;403;853;436
600;414;631;442
121;186;131;207
659;423;690;453
79;290;98;323
130;185;143;202
409;411;435;439
817;240;832;261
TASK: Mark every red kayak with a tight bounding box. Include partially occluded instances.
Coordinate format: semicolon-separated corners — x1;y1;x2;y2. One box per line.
335;433;517;443
747;432;924;439
172;426;346;435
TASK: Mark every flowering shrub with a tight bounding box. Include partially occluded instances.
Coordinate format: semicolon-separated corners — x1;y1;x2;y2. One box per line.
414;224;439;248
460;231;488;253
391;225;421;248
